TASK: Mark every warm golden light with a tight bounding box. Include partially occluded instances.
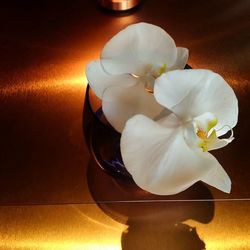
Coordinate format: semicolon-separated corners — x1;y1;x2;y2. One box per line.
0;204;126;250
0;61;87;96
8;241;120;250
0;202;249;250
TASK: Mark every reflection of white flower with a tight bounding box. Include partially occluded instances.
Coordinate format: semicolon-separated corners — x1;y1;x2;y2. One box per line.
86;22;188;132
121;69;238;195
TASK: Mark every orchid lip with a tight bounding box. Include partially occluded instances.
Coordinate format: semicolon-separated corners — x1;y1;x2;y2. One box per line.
193;115;234;152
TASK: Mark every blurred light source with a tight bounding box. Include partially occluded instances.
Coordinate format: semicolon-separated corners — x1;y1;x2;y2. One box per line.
99;0;141;11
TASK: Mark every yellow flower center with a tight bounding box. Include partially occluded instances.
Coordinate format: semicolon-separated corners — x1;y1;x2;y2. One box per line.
184;112;234;153
196;130;207;140
197;129;218;152
194;113;218;152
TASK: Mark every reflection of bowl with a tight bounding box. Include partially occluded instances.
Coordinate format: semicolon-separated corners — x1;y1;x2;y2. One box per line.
83;84;131;179
87;157;215;222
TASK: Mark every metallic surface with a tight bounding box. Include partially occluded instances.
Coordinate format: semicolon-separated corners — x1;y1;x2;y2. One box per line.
99;0;141;11
0;0;249;249
0;201;249;250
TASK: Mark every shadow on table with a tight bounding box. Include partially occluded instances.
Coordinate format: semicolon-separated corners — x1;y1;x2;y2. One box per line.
121;221;205;250
87;159;214;250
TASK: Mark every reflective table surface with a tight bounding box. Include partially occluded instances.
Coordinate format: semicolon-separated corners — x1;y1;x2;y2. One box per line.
0;1;249;249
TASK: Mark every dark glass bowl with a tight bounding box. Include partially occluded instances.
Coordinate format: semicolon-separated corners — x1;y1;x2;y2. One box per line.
83;84;131;179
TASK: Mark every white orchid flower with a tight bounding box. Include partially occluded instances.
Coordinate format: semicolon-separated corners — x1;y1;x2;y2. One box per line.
86;22;188;132
121;69;238;195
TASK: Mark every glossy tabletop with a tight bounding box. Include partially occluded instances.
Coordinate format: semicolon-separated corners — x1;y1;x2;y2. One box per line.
0;1;249;249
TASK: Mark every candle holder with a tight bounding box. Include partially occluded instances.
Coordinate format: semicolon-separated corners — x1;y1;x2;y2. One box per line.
99;0;141;11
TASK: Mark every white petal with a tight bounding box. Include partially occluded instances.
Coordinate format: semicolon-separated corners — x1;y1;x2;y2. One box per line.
102;83;166;132
121;114;220;195
154;69;238;135
101;22;178;76
201;156;231;193
168;47;189;70
154;69;205;111
86;60;137;99
208;137;234;151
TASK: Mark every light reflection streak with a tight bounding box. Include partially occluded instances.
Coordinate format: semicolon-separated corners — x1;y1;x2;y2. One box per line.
0;76;86;96
0;56;91;96
71;205;124;232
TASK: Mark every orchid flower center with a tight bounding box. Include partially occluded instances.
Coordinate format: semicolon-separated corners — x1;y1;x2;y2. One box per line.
193;112;219;152
191;112;234;152
137;63;167;93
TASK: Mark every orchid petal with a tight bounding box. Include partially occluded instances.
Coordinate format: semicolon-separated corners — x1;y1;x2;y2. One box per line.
154;69;238;135
121;114;224;195
86;60;137;99
102;83;166;132
101;22;178;76
208;137;234;151
168;47;189;70
201;157;231;193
